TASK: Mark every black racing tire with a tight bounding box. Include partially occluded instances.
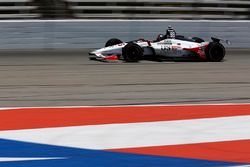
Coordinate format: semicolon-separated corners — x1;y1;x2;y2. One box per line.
192;37;205;43
122;42;143;62
105;38;123;47
205;42;225;62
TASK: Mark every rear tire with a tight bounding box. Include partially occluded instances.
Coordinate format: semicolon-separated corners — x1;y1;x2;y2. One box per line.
205;42;225;62
105;38;123;47
122;42;143;62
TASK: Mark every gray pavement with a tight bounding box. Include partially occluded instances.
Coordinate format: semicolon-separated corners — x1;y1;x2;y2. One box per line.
0;49;249;107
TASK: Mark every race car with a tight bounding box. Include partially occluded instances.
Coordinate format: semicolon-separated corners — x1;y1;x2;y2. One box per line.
89;34;228;62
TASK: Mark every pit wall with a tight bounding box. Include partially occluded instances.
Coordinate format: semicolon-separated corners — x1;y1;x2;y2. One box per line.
0;20;249;49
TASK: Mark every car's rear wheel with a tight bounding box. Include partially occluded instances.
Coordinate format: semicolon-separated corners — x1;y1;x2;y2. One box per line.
105;38;123;47
122;42;143;62
205;42;225;62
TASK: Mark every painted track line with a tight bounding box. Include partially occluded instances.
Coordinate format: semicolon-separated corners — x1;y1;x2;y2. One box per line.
1;103;250;164
1;104;250;130
0;115;250;150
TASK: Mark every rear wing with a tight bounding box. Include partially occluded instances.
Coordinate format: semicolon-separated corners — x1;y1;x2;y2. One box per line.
211;37;231;45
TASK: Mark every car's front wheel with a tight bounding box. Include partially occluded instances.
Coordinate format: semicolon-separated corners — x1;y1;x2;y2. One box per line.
122;42;143;62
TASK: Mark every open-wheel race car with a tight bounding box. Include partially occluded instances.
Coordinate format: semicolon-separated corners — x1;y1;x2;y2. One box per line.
89;34;229;62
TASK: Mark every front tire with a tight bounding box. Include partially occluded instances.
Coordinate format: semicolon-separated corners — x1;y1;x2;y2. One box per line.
205;42;225;62
122;42;143;62
105;38;123;47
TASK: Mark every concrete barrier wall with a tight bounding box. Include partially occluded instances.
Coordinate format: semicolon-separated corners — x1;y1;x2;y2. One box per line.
0;20;249;49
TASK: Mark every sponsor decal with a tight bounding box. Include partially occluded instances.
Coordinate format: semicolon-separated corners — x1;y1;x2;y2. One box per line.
161;45;171;51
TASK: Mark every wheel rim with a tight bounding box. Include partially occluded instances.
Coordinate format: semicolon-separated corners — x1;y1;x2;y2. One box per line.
127;47;140;61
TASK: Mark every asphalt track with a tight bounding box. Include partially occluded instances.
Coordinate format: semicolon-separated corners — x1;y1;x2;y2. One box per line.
0;49;249;107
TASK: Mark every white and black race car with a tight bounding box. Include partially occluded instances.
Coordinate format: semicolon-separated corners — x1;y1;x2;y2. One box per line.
89;34;229;62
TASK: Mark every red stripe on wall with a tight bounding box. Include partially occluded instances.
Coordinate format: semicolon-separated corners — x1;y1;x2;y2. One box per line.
109;139;250;163
0;104;250;130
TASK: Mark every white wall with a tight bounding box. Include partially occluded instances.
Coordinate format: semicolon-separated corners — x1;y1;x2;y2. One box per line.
0;20;249;49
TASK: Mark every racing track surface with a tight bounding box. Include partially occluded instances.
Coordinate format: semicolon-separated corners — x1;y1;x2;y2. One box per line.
0;49;249;107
